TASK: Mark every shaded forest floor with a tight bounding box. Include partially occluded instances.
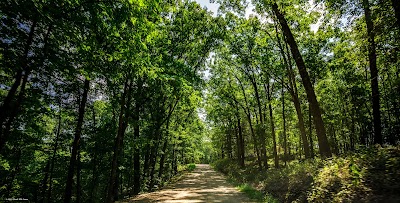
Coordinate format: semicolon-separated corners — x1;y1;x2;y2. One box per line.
121;164;255;203
213;146;400;203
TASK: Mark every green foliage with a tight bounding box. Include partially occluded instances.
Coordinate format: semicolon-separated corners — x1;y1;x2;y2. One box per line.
237;184;278;202
186;163;196;172
213;159;279;202
309;146;400;202
214;146;400;203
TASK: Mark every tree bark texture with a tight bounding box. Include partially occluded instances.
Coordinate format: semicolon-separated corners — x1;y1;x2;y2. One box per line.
363;0;382;145
64;79;90;203
271;2;332;158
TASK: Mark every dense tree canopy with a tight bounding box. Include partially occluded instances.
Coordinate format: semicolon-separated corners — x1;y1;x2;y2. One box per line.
1;0;399;202
1;0;223;202
207;0;399;165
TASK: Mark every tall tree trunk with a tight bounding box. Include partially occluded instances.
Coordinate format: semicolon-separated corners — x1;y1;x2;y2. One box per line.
133;79;143;195
106;80;131;203
64;79;90;203
143;145;150;179
363;0;382;145
282;80;287;166
234;114;245;167
133;119;141;195
236;76;262;169
250;78;267;169
271;2;332;158
76;145;82;203
148;101;177;191
90;106;99;203
308;103;315;158
234;122;241;164
266;83;279;168
237;116;245;167
226;123;233;158
350;106;356;151
41;106;62;203
172;143;178;175
0;21;53;153
47;105;62;203
40;157;51;203
247;113;261;168
276;26;311;159
149;127;162;191
158;135;169;181
0;19;37;130
292;93;311;158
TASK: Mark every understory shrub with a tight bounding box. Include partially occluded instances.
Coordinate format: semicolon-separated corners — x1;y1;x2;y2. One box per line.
309;146;400;202
186;163;196;172
213;146;400;203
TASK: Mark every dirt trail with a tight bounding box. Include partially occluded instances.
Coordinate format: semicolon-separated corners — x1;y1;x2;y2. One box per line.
122;164;255;203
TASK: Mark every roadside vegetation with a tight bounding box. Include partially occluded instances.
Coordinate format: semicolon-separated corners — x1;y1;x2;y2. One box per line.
186;163;197;172
213;146;400;202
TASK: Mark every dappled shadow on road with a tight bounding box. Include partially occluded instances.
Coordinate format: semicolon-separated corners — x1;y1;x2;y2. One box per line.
121;164;255;203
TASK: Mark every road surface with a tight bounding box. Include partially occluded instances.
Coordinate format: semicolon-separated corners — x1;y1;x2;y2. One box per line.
122;164;255;203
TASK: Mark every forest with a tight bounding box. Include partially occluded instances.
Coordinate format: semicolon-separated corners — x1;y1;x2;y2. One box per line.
0;0;399;202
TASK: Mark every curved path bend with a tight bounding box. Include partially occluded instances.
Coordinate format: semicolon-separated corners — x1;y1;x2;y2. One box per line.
122;164;255;203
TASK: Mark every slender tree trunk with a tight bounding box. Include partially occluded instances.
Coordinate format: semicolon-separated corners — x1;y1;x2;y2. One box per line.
158;136;169;181
226;125;233;158
90;106;98;203
247;113;262;168
143;145;150;179
292;94;311;158
309;103;315;158
133;119;141;195
0;21;53;154
106;80;131;203
41;107;61;203
76;145;82;203
363;0;382;145
172;144;178;175
276;26;311;159
40;157;51;203
1;66;32;154
282;80;287;166
238;117;245;167
234;114;245;167
299;132;302;159
149;98;179;190
221;143;225;158
332;126;339;155
286;63;311;159
250;79;267;169
64;79;90;203
133;80;142;195
47;106;62;203
271;2;332;158
0;19;37;130
234;122;241;164
350;106;356;151
267;83;279;168
236;76;262;169
149;128;161;191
